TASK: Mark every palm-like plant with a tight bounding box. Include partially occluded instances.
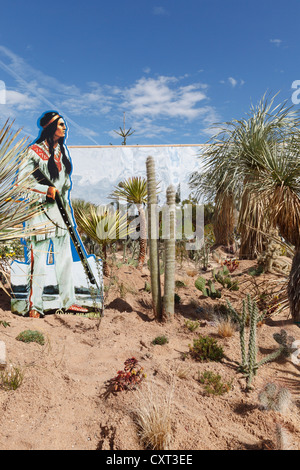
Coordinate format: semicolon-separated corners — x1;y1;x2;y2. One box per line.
189;94;300;259
248;138;300;323
110;177;148;267
74;203;133;276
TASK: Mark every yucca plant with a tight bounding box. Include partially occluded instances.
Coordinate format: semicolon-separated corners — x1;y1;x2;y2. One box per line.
189;94;300;259
110;177;147;267
248;138;300;323
0;120;44;291
189;163;236;250
74;204;134;276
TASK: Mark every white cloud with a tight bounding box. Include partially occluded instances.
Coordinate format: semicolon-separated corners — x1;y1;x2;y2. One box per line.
221;77;245;88
153;6;169;16
6;90;40;110
121;76;208;119
0;45;219;144
270;39;282;47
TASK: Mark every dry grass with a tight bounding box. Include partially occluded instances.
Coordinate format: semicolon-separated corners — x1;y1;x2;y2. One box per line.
216;318;236;338
133;381;174;450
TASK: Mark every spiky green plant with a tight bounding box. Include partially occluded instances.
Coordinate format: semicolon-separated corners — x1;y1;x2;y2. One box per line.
74;203;134;276
0;120;47;292
258;383;292;413
0;120;43;240
189;93;300;259
110;176;148;267
226;295;294;389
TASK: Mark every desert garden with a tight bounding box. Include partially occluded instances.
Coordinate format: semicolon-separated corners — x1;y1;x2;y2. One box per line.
0;95;300;451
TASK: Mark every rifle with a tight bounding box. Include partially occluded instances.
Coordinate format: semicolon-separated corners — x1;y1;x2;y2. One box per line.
32;167;100;290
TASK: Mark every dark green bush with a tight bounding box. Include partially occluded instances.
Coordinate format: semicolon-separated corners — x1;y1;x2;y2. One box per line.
189;335;224;362
16;330;45;346
152;335;169;345
197;371;232;395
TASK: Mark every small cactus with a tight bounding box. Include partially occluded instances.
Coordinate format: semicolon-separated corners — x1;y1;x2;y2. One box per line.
195;276;221;299
213;266;239;291
258;382;292;413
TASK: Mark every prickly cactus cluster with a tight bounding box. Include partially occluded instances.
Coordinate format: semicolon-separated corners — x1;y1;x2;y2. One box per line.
258;382;292;413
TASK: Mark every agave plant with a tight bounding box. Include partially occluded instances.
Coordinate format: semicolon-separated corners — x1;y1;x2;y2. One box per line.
74;203;133;276
109;176;148;267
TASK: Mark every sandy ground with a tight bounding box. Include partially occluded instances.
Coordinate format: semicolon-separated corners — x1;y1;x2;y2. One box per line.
0;252;300;451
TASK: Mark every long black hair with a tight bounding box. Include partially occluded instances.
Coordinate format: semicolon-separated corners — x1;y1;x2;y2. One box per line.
35;111;72;181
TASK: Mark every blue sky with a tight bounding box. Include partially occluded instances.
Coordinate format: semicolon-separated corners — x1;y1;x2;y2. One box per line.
0;0;299;146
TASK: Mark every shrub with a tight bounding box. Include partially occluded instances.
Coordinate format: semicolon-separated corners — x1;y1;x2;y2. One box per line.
16;330;45;346
189;335;224;362
0;364;24;390
197;371;232;395
184;319;199;332
152;335;169;345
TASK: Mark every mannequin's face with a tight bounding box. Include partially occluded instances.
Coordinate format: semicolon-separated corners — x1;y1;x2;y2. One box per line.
53;118;66;142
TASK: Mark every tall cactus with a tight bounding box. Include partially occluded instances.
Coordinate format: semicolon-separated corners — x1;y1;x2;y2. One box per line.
163;185;176;322
146;156;162;320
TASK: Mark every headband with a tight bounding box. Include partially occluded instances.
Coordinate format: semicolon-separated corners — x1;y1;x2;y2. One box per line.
42;114;61;129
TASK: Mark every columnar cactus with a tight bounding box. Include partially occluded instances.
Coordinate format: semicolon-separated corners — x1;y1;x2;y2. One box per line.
163;185;176;322
146;156;162;320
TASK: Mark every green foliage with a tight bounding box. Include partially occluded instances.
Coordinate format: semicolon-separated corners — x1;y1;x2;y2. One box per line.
0;364;24;390
248;265;264;276
144;281;151;292
213;266;239;291
197;371;232;395
226;295;293;390
184;319;200;332
152;335;169;345
16;330;45;346
195;276;221;299
189;335;224;362
0;320;10;328
175;280;186;288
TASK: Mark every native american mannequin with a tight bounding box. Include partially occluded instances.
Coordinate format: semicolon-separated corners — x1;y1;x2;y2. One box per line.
19;112;88;318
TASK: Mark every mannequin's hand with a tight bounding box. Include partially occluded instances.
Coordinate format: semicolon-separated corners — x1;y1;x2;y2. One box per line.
46;186;58;203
